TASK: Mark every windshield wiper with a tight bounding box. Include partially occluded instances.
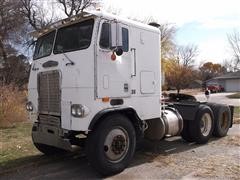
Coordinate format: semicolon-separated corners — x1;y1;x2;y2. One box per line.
62;52;75;66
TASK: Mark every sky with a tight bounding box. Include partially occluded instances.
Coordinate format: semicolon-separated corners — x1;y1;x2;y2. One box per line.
102;0;240;66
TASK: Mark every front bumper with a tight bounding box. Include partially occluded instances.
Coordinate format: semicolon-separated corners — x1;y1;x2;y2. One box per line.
32;122;73;151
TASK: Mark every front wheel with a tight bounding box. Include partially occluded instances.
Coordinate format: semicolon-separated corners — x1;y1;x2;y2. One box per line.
86;114;136;176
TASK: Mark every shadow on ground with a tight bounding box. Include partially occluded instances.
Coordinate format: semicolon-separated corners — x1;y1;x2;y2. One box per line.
0;137;222;179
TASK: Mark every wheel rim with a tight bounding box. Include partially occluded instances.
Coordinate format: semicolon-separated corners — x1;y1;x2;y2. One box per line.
200;113;212;136
220;112;228;130
104;127;129;163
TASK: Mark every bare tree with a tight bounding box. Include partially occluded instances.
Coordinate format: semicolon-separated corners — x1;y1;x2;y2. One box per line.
0;0;25;60
147;20;176;61
159;23;177;61
0;0;30;87
57;0;98;17
1;54;30;87
164;59;195;94
20;0;60;50
163;44;198;93
177;44;198;67
227;30;240;71
20;0;57;31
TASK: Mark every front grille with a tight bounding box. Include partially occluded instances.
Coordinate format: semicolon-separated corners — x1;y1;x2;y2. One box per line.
38;70;61;115
39;114;61;127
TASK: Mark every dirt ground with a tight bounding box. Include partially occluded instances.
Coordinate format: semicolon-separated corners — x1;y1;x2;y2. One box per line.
110;124;240;180
1;124;239;180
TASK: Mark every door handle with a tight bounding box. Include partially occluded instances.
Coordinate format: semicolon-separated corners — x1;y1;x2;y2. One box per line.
131;48;136;77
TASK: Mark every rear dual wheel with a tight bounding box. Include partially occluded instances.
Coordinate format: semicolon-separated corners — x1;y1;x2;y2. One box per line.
181;103;232;144
181;105;214;144
206;103;231;137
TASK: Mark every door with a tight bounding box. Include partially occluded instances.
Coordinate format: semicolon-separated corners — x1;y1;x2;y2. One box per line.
225;79;240;92
96;21;132;98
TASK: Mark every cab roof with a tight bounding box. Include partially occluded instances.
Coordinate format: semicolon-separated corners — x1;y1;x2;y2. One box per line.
30;10;160;38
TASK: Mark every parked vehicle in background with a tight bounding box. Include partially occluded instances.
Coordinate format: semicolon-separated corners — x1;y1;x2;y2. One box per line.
207;84;224;93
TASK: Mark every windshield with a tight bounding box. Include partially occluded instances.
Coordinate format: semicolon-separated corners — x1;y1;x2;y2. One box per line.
33;31;56;60
53;19;94;54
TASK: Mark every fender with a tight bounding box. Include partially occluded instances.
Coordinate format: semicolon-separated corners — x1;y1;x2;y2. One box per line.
171;102;201;121
88;106;144;138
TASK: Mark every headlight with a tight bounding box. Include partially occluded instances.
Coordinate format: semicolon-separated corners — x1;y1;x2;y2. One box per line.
71;104;89;118
26;101;33;111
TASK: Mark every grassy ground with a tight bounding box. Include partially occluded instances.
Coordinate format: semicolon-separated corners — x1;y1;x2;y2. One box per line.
233;106;240;124
227;92;240;99
0;122;39;169
0;85;27;128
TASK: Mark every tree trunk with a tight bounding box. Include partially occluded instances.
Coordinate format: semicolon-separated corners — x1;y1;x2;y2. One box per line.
177;88;180;94
0;40;8;85
0;39;7;61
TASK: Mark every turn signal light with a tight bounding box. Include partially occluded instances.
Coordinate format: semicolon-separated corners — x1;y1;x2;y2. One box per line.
102;97;110;102
111;52;116;61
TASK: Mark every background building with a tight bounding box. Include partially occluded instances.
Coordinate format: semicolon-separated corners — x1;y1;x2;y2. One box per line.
206;71;240;92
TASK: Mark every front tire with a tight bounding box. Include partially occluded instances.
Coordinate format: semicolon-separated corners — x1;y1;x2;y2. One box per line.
86;114;136;176
189;105;214;144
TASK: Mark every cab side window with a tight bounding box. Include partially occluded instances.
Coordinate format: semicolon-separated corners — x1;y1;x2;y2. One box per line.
100;23;110;49
122;27;129;52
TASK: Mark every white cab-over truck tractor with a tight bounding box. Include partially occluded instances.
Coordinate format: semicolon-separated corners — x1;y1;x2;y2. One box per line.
26;11;234;176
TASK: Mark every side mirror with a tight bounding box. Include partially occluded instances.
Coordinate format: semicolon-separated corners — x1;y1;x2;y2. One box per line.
110;22;123;50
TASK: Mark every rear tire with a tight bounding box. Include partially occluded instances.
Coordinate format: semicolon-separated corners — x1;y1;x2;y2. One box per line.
86;114;136;176
181;120;194;142
189;105;214;144
206;103;231;137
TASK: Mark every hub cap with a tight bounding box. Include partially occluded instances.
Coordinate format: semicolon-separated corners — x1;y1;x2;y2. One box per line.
200;113;212;136
104;127;129;163
220;112;228;129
